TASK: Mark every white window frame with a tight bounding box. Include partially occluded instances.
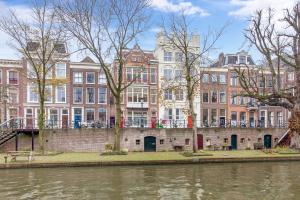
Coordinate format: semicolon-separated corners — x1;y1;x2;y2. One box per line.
86;72;95;84
73;87;83;104
86;87;95;104
56;85;67;103
55;63;66;78
27;84;38;103
73;72;83;84
7;70;19;85
98;87;107;104
98;73;107;84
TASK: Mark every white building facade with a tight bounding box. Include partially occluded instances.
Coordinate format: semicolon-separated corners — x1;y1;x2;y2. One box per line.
154;33;201;128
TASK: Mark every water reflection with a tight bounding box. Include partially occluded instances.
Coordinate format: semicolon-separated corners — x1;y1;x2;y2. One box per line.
0;162;300;199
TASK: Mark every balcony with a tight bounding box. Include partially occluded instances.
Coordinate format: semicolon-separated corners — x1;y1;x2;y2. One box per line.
247;103;258;111
127;102;149;108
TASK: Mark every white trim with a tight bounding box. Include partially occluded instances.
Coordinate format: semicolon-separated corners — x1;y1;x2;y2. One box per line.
55;62;67;78
7;69;19;85
86;72;95;84
55;85;67;103
86;87;95;104
98;87;107;104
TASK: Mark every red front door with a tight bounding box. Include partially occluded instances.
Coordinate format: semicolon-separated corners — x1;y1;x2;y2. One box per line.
62;115;68;128
197;134;203;150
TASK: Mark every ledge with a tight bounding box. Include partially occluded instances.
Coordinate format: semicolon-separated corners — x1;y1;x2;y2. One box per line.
1;156;300;169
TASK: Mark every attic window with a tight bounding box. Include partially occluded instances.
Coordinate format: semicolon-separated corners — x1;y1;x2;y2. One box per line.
54;43;66;53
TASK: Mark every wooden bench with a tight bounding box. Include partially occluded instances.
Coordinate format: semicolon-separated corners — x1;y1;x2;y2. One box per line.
6;151;35;162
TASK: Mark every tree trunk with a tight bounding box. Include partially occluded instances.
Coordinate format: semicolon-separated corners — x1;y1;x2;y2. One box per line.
38;99;45;154
114;96;121;152
187;79;197;153
289;69;300;141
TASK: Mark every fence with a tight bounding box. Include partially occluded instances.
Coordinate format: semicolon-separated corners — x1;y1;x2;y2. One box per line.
1;117;289;130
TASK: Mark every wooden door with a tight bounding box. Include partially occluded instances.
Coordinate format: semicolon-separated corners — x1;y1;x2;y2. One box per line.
197;134;203;150
62;115;68;128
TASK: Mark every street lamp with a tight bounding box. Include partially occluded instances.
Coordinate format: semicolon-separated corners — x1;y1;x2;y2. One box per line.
140;97;145;128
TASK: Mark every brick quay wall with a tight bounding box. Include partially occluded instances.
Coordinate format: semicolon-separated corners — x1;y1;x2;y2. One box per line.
0;128;292;152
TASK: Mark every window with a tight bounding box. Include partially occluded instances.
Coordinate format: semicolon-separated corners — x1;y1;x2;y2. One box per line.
211;91;217;103
175;52;183;62
150;89;157;104
160;139;164;145
73;87;83;103
239;55;246;64
136;139;140;145
86;88;95;103
267;78;273;87
45;63;52;79
163;69;173;81
277;111;283;127
8;89;19;104
240;96;245;105
231;92;237;105
288;72;294;81
127;68;147;83
240;112;246;122
202;92;209;103
185;138;190;145
175;69;183;81
211;109;217;126
219;74;226;84
175;108;184;120
150;68;157;84
202;109;208;127
49;109;58;127
164;89;172;100
27;84;38;102
86;109;95;122
55;63;66;78
86;72;95;84
167;109;173;120
98;87;107;104
230;73;238;86
56;86;66;103
98;73;107;84
164;51;172;62
45;86;52;103
8;71;19;84
128;111;147;127
202;74;209;83
127;87;148;103
231;111;237;126
220;92;226;103
99;108;107;124
259;77;265;88
73;72;83;84
175;89;184;101
211;74;218;83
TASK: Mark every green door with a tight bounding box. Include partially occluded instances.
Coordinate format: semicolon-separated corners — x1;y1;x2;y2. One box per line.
231;135;237;150
264;135;272;149
144;136;156;152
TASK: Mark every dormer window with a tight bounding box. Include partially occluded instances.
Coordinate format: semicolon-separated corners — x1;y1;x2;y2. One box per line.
239;55;246;64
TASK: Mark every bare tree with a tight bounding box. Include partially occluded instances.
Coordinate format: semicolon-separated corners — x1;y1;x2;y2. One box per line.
57;0;150;152
160;13;225;152
235;4;300;138
0;0;69;154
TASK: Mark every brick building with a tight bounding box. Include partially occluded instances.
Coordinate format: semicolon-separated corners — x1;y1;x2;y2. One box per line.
114;45;159;128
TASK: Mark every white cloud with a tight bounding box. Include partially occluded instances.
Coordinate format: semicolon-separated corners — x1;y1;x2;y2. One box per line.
229;0;298;17
151;0;209;16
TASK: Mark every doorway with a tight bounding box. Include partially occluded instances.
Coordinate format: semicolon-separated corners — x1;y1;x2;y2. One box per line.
197;134;204;150
144;136;156;152
231;134;238;150
264;134;272;149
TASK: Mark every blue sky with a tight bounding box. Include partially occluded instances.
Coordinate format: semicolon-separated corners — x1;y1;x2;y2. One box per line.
0;0;298;62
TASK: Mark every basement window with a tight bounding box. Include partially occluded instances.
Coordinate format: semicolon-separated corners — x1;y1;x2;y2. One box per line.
160;139;164;145
240;138;245;143
136;139;140;145
185;139;190;145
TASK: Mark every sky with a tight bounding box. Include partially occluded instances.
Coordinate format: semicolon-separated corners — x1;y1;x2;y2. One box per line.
0;0;298;63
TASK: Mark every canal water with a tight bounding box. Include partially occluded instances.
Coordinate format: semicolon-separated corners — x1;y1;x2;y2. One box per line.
1;162;300;200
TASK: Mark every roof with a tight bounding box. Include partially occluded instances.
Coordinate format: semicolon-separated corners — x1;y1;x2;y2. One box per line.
81;56;95;63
